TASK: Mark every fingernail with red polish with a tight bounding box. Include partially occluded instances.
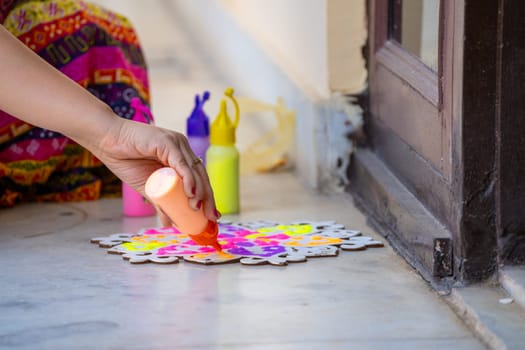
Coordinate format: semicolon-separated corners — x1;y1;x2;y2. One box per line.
196;200;202;210
214;209;221;218
191;187;196;196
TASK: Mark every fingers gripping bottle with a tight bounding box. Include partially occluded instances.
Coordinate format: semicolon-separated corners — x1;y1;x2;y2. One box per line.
145;167;221;251
186;91;210;164
122;97;156;217
206;87;240;214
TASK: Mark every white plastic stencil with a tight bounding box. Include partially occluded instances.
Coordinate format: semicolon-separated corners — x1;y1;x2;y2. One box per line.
90;221;383;266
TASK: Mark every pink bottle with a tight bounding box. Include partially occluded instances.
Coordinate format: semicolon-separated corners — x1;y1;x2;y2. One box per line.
145;167;221;251
122;98;157;217
122;183;156;217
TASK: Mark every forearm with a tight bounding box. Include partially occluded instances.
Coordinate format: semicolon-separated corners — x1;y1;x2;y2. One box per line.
0;25;119;150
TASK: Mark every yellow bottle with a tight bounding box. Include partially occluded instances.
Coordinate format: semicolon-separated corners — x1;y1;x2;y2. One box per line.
206;87;240;214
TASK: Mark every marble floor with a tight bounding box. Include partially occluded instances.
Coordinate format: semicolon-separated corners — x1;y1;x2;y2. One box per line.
0;173;484;350
0;1;486;349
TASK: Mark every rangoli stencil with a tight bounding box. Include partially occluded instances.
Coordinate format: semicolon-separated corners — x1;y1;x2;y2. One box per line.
91;220;384;266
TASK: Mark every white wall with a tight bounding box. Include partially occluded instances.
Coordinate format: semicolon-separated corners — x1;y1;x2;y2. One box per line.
172;0;367;189
219;0;367;99
327;0;367;93
220;0;330;99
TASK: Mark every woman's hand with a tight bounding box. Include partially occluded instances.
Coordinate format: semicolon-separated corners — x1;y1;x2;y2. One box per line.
91;115;219;226
0;26;219;225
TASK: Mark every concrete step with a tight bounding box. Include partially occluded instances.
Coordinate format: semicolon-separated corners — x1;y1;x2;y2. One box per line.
500;266;525;311
443;283;525;349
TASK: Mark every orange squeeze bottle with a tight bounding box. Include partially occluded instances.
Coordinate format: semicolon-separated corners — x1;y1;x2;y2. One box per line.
145;167;221;251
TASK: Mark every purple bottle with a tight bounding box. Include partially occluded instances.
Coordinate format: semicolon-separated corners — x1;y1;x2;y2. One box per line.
187;91;210;164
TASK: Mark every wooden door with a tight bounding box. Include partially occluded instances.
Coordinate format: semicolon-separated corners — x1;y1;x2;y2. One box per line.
353;0;505;283
368;0;454;229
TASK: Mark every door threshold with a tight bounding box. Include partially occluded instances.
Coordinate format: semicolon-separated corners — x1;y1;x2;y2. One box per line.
348;147;454;288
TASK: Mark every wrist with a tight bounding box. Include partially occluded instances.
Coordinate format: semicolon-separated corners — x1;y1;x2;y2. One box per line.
69;103;123;158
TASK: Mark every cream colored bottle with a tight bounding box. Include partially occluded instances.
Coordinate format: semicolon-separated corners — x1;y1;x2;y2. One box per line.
145;167;221;250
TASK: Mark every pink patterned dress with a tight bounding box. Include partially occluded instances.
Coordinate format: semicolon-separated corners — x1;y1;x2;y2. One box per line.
0;0;153;206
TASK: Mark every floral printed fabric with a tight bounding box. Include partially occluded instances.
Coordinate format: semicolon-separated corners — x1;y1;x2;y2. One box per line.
0;0;152;206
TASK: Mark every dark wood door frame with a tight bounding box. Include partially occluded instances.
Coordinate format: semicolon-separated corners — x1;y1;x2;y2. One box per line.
457;0;499;281
455;0;505;281
349;0;524;285
496;0;525;264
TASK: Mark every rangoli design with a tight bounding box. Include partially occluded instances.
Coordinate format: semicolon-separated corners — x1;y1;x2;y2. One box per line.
91;220;384;266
